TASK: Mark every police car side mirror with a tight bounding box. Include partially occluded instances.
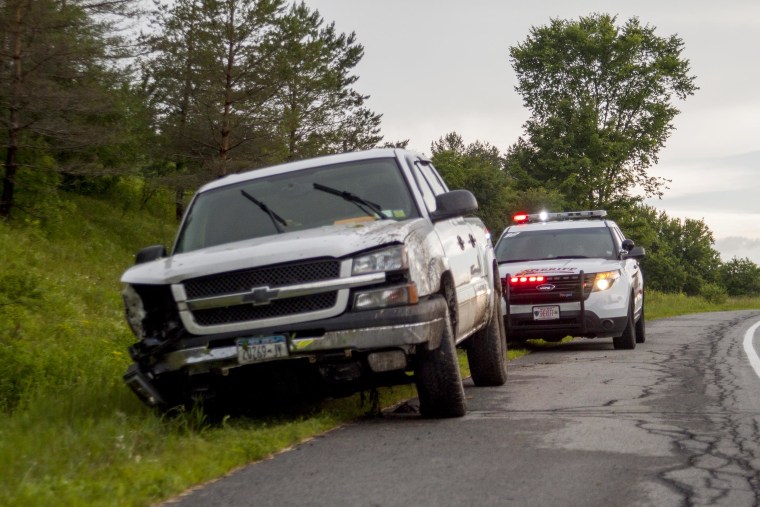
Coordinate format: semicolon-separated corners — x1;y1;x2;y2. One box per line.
621;239;635;251
625;246;646;259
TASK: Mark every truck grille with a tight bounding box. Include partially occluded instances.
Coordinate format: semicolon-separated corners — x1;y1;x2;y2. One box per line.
505;274;594;305
192;292;338;326
183;259;340;299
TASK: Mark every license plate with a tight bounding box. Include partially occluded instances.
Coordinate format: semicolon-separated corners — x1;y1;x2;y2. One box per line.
533;306;560;321
237;335;288;365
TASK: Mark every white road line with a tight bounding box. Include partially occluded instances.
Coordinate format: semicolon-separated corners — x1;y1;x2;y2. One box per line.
742;320;760;379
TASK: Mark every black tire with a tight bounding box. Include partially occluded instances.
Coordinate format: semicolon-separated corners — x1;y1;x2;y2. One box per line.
415;303;466;418
613;297;637;350
635;293;646;343
467;274;508;386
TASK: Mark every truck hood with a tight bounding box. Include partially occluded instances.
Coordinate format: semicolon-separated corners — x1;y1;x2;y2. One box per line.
122;219;425;285
497;258;622;278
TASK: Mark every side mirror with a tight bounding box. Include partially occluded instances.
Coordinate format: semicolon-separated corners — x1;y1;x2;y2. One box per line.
625;246;646;259
621;239;635;251
430;189;478;222
135;245;167;265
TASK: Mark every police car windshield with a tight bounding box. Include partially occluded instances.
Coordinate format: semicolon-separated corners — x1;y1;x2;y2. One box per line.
495;227;617;263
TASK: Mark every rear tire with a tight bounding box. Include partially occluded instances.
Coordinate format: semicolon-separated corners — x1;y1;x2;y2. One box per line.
613;297;637;350
467;274;508;386
415;301;466;418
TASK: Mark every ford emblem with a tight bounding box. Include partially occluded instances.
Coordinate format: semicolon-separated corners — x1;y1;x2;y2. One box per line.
536;284;556;291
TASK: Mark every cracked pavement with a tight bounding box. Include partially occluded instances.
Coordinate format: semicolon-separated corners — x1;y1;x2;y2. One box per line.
169;310;760;507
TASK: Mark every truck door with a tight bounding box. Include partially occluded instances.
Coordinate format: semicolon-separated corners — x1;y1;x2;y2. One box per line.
409;158;480;340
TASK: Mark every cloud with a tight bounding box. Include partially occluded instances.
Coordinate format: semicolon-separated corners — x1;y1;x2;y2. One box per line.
650;183;760;214
715;236;760;265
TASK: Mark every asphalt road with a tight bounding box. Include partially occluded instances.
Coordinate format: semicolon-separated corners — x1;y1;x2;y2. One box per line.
168;310;760;507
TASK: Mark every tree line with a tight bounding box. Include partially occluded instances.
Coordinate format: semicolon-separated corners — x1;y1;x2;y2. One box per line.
1;0;385;219
1;5;758;297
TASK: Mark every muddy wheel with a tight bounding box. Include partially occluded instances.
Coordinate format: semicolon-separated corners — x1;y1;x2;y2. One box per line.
415;297;466;418
467;272;508;386
613;296;637;350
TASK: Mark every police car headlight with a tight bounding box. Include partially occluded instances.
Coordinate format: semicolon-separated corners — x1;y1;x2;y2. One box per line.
352;245;408;275
592;270;621;292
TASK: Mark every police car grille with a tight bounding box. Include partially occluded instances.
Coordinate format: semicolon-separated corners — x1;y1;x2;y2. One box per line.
183;259;340;299
192;292;338;326
507;274;594;304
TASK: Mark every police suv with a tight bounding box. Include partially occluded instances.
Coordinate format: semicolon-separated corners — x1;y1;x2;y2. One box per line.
494;210;645;349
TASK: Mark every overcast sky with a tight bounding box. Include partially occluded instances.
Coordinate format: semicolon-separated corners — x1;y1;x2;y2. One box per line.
305;0;760;264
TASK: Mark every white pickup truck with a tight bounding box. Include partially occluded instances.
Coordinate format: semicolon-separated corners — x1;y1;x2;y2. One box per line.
121;148;507;417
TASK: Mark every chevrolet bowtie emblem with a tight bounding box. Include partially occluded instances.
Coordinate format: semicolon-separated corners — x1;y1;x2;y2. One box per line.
243;286;280;305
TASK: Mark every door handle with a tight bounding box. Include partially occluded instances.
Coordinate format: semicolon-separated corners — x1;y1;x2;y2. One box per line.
457;236;465;250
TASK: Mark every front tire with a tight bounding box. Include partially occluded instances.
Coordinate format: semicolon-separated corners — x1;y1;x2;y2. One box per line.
467;274;508;386
415;303;466;418
613;297;637;350
635;293;646;343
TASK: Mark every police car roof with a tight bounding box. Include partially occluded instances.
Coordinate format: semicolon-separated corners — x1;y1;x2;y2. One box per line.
504;219;613;233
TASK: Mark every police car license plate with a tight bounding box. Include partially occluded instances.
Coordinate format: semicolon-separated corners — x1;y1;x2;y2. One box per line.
237;335;288;365
533;306;560;321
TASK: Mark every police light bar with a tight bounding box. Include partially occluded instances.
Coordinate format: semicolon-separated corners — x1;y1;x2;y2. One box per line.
512;210;607;223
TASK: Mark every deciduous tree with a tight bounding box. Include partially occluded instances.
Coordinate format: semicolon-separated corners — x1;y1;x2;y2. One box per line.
507;13;697;209
431;132;513;233
719;257;760;297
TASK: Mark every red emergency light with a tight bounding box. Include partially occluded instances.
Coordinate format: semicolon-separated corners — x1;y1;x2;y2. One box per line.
509;275;545;285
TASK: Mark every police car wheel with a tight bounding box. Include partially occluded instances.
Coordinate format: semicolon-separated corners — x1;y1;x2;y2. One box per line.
613;297;637;350
635;295;646;344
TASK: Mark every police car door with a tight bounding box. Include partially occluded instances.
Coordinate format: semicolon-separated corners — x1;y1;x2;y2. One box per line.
613;226;643;314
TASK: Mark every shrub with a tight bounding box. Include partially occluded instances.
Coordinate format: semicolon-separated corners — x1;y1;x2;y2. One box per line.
719;257;760;297
699;282;728;305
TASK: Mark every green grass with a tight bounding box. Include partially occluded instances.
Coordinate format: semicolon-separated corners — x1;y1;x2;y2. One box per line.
0;186;756;506
646;290;760;320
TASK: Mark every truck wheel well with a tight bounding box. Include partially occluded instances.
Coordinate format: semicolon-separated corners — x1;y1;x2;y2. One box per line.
440;272;457;333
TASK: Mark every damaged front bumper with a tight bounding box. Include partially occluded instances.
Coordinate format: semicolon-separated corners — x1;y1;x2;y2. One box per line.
124;295;447;407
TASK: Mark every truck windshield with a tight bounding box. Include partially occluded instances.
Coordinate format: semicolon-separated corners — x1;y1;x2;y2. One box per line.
174;159;420;253
495;227;617;262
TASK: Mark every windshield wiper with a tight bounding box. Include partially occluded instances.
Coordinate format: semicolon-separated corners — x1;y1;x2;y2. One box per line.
240;189;287;234
313;183;385;218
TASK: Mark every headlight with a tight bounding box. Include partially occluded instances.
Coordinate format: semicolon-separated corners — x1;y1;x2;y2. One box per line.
122;284;146;338
352;245;408;275
592;270;621;292
354;283;418;310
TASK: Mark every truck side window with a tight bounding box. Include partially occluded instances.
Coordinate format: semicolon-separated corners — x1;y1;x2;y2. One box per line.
411;164;438;212
418;163;448;195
